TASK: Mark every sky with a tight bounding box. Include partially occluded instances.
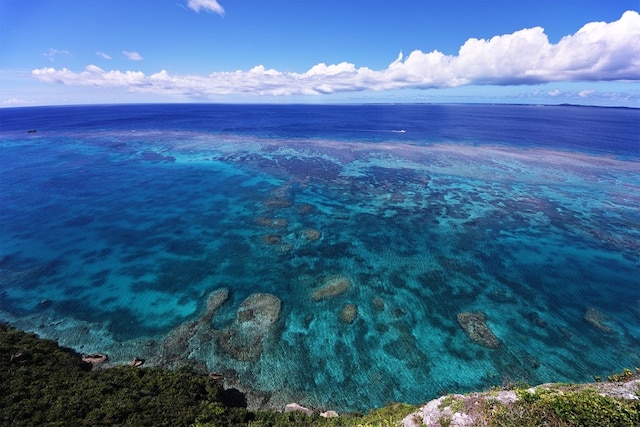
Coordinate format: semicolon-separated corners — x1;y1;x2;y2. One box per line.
1;0;639;107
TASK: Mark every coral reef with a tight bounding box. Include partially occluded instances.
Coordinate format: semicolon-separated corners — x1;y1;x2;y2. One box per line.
254;217;288;228
259;234;293;252
218;293;282;362
161;321;201;368
456;312;500;349
371;296;385;311
201;288;230;324
311;275;352;302
297;203;317;215
263;197;293;209
161;288;229;368
339;304;358;324
237;293;282;327
260;234;283;245
160;289;283;368
584;307;613;333
300;228;322;242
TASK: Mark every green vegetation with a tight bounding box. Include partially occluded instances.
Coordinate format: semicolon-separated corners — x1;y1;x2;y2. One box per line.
0;324;415;426
1;324;639;426
484;386;640;426
1;324;238;426
607;368;639;383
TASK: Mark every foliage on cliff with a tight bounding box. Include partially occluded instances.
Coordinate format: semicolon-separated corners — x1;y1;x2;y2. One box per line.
0;324;417;426
2;324;639;427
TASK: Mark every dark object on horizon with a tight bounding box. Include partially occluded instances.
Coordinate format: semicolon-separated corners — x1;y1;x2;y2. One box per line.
27;129;37;133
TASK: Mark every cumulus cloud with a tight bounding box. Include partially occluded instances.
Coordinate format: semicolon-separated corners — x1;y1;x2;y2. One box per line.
96;51;112;60
33;65;146;86
187;0;224;16
32;11;640;98
122;51;143;61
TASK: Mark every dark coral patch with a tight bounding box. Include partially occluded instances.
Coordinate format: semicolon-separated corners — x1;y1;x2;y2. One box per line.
457;312;500;349
300;228;321;242
254;217;288;228
260;234;282;245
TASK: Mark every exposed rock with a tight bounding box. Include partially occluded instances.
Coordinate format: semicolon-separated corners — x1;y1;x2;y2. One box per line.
284;402;313;416
584;307;613;333
311;275;351;301
339;303;358;324
208;372;224;381
403;394;474;427
456;312;500;349
593;378;640;400
402;380;640;427
129;357;145;367
405;391;515;427
81;353;108;368
320;410;339;418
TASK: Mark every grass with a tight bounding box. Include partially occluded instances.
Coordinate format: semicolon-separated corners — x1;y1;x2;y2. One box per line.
484;387;640;426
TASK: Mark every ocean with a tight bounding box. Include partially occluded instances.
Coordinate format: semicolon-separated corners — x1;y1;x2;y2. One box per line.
0;103;639;411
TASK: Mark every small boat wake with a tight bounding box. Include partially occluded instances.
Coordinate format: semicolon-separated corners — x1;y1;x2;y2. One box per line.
338;129;407;133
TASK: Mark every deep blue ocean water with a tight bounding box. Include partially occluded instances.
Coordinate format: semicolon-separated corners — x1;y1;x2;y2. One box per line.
1;103;639;411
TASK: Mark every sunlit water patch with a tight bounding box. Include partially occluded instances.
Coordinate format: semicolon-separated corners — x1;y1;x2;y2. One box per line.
1;104;638;411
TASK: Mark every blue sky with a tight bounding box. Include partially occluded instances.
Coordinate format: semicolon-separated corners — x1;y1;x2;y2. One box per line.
1;0;639;107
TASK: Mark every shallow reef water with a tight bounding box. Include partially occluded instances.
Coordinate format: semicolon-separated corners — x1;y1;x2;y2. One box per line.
0;104;639;411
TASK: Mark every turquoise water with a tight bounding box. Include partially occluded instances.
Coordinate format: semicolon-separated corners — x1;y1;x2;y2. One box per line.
0;104;639;411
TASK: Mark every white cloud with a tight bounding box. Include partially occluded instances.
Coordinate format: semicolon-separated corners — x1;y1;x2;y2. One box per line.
96;51;112;60
32;65;146;88
43;48;71;62
122;51;143;61
187;0;224;16
2;97;26;105
548;89;561;96
32;11;640;99
578;89;596;98
306;62;358;76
